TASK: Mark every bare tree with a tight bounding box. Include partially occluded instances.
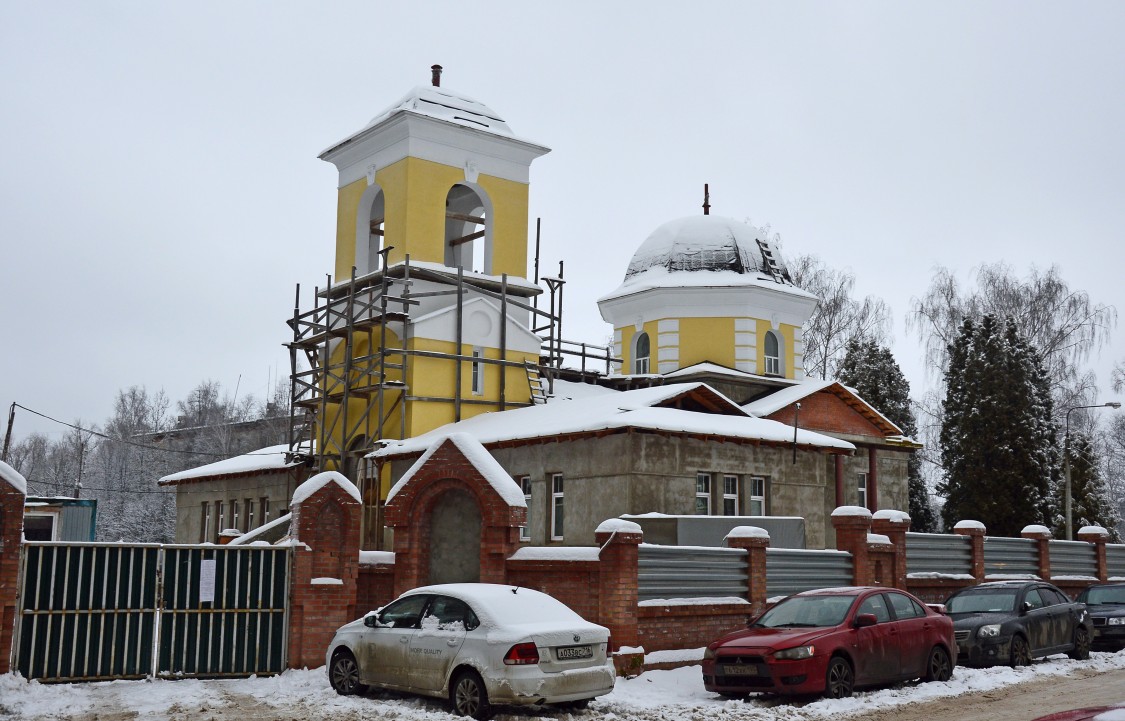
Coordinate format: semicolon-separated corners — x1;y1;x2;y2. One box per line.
908;263;1117;406
789;254;891;380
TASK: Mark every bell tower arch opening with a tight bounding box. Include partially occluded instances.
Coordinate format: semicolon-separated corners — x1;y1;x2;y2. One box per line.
354;184;385;276
444;183;492;273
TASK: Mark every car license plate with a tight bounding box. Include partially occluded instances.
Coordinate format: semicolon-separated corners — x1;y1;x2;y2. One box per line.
722;664;758;676
557;645;593;660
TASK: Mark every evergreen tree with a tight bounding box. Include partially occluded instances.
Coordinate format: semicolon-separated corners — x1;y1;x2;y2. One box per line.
1051;434;1121;542
939;315;1054;536
838;337;937;532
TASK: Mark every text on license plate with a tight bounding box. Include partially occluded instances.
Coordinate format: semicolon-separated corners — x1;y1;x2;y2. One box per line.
556;645;593;660
722;664;759;676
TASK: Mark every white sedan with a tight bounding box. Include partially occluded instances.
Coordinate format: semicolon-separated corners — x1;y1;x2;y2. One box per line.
325;583;616;718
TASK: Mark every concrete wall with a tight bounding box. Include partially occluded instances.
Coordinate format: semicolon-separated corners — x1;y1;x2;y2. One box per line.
171;469;303;543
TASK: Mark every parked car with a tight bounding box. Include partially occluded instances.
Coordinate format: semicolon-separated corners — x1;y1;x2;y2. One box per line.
1075;582;1125;650
1031;705;1125;721
702;587;956;699
325;583;615;719
945;580;1093;667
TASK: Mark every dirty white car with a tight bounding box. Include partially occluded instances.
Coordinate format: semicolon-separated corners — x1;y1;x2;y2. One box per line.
325;583;615;718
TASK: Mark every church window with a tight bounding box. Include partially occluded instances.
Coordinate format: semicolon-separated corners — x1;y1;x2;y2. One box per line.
764;330;783;376
356;186;385;275
472;347;485;395
633;332;651;374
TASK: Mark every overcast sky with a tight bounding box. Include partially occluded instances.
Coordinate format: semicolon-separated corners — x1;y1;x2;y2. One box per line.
2;2;1123;442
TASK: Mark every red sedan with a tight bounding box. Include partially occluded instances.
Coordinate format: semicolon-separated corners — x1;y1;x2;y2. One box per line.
703;587;956;698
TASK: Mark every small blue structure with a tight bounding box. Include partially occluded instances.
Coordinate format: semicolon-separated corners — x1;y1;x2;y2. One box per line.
24;497;97;541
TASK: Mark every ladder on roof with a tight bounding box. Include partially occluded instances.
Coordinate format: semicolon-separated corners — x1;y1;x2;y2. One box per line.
756;238;786;284
525;361;549;405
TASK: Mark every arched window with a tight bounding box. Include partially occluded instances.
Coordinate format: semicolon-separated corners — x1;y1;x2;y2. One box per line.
355;186;385;276
444;184;491;273
633;331;651;374
764;330;783;376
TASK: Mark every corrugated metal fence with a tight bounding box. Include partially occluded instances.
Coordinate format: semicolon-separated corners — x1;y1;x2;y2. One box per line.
905;532;972;576
637;545;747;602
1048;540;1098;579
14;542;290;682
983;537;1038;577
1106;544;1125;579
765;549;853;598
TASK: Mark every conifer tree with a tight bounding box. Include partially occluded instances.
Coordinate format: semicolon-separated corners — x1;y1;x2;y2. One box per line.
838;337;937;531
1051;435;1120;542
939;315;1054;535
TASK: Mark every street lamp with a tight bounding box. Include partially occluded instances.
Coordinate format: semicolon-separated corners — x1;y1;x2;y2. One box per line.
1064;401;1122;540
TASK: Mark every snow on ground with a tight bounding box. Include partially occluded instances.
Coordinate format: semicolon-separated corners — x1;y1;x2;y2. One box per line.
2;650;1124;720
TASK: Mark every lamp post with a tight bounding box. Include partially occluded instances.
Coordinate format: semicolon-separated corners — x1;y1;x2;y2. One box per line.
1064;401;1122;540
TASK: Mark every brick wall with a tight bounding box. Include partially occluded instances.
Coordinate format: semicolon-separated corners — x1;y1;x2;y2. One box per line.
506;558;601;622
0;474;25;675
638;603;752;652
287;474;361;669
356;564;396;613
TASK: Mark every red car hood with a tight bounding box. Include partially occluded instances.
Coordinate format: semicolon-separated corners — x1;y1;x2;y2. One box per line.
714;626;836;653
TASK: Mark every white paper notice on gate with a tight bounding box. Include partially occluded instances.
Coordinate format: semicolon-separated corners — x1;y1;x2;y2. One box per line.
199;559;217;603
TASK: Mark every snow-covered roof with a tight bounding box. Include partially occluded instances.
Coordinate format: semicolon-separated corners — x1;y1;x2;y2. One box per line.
743;379;907;439
228;512;291;546
159;444;308;485
664;361;802;386
386;433;526;506
0;460;27;494
372;383;855;459
291;471;362;506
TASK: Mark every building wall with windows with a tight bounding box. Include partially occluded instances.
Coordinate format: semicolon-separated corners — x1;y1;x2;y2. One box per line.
387;431;864;549
163;468;305;544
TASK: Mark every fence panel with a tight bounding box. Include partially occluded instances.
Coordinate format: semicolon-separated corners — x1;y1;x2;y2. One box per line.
1107;544;1125;579
766;548;853;598
637;545;747;602
905;533;972;576
983;537;1038;577
14;541;290;682
1048;540;1097;579
159;545;290;677
15;543;161;681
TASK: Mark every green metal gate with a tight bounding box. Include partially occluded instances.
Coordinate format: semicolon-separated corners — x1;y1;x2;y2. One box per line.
14;542;290;682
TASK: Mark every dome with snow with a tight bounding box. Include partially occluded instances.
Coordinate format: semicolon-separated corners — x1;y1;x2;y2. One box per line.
623;215;793;283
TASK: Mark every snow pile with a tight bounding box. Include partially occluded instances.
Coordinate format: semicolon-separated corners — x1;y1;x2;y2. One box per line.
867;533;893;545
1078;525;1110;537
386;433;525;506
638;597;750;607
954;519;986;531
872;509;911;523
508;546;601;561
358;550;395;566
0;459;27;494
596;518;643;534
1021;524;1051;537
291;471;362;506
831;505;872;518
725;526;770;540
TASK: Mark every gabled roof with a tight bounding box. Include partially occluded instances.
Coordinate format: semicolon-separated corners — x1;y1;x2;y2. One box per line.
371;382;854;460
158;443;309;486
743;380;906;438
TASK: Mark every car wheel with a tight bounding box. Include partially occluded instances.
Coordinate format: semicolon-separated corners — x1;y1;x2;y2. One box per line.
825;657;854;698
450;669;491;720
1067;627;1091;660
329;650;366;696
924;645;953;682
1009;635;1031;667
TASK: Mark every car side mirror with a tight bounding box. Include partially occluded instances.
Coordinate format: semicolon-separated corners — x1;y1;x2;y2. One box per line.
1019;601;1032;615
854;613;878;628
364;614;381;628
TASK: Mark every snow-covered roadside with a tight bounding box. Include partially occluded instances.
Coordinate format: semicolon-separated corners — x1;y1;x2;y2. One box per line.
2;651;1124;721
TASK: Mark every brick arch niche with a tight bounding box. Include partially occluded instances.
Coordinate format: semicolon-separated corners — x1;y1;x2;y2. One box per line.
384;437;525;597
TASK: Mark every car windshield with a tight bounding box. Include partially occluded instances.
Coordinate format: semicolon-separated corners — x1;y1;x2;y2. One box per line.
1082;587;1125;605
947;589;1018;614
753;595;856;628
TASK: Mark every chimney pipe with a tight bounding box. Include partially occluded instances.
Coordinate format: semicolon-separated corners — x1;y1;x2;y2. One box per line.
431;64;443;87
703;183;711;215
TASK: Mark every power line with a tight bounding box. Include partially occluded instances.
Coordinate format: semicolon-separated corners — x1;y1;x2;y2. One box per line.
11;403;291;459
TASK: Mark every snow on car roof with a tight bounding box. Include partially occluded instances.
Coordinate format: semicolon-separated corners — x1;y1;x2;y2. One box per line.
404;583;600;631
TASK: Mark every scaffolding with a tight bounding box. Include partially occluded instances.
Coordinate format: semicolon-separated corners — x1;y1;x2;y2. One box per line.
286;255;620;477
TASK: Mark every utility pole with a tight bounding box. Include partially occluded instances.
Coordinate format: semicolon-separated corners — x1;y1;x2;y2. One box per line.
1;403;15;463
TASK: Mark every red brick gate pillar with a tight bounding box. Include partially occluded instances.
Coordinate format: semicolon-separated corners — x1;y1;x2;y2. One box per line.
287;471;362;669
0;461;27;675
832;506;873;586
1021;525;1052;581
595;519;642;651
1077;526;1109;582
871;510;911;591
953;520;987;582
724;526;770;615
